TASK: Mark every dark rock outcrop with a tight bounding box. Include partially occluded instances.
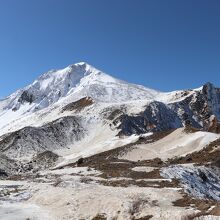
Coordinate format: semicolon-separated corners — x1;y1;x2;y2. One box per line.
0;116;86;159
18;90;35;104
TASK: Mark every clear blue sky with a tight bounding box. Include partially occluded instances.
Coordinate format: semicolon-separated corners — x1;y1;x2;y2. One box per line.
0;0;220;97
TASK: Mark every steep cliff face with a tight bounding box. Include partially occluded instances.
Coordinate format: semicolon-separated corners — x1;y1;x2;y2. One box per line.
168;83;220;130
105;83;220;136
203;83;220;119
112;101;181;136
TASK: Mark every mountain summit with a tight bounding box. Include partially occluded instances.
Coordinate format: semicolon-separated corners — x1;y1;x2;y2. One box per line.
0;62;159;113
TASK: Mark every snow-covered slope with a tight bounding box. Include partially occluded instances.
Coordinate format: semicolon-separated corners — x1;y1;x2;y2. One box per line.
0;62;162;135
0;62;160;112
0;62;219;163
119;128;220;161
0;62;220;138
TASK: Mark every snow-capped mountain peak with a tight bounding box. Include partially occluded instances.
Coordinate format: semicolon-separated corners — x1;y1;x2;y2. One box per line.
0;62;160;113
1;62;219;139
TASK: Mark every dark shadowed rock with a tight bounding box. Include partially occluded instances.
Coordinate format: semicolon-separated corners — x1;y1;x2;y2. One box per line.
18;90;35;104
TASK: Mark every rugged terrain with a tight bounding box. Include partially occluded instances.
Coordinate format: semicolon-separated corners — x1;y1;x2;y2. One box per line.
0;62;219;220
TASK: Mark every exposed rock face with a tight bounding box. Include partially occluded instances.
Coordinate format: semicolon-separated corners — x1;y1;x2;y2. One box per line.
116;102;181;136
0;154;18;176
18;90;35;104
32;151;60;170
0;116;86;159
108;83;220;135
170;83;220;129
207;115;220;134
203;83;220;119
161;165;220;201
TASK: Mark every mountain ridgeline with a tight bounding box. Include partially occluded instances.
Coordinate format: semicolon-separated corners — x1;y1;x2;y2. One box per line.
0;62;220;161
116;82;220;135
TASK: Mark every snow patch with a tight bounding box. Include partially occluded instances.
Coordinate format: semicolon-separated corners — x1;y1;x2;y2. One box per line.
120;128;219;161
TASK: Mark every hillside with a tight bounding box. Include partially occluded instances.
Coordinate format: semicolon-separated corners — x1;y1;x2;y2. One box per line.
0;62;219;220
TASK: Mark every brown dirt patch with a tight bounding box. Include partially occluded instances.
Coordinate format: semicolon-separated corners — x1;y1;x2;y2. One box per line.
134;216;153;220
91;214;107;220
173;192;220;219
97;178;179;188
61;97;94;113
183;126;201;134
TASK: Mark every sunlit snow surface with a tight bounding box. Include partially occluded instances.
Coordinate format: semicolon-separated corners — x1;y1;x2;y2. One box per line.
0;180;52;220
120;128;220;161
0;62;201;137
